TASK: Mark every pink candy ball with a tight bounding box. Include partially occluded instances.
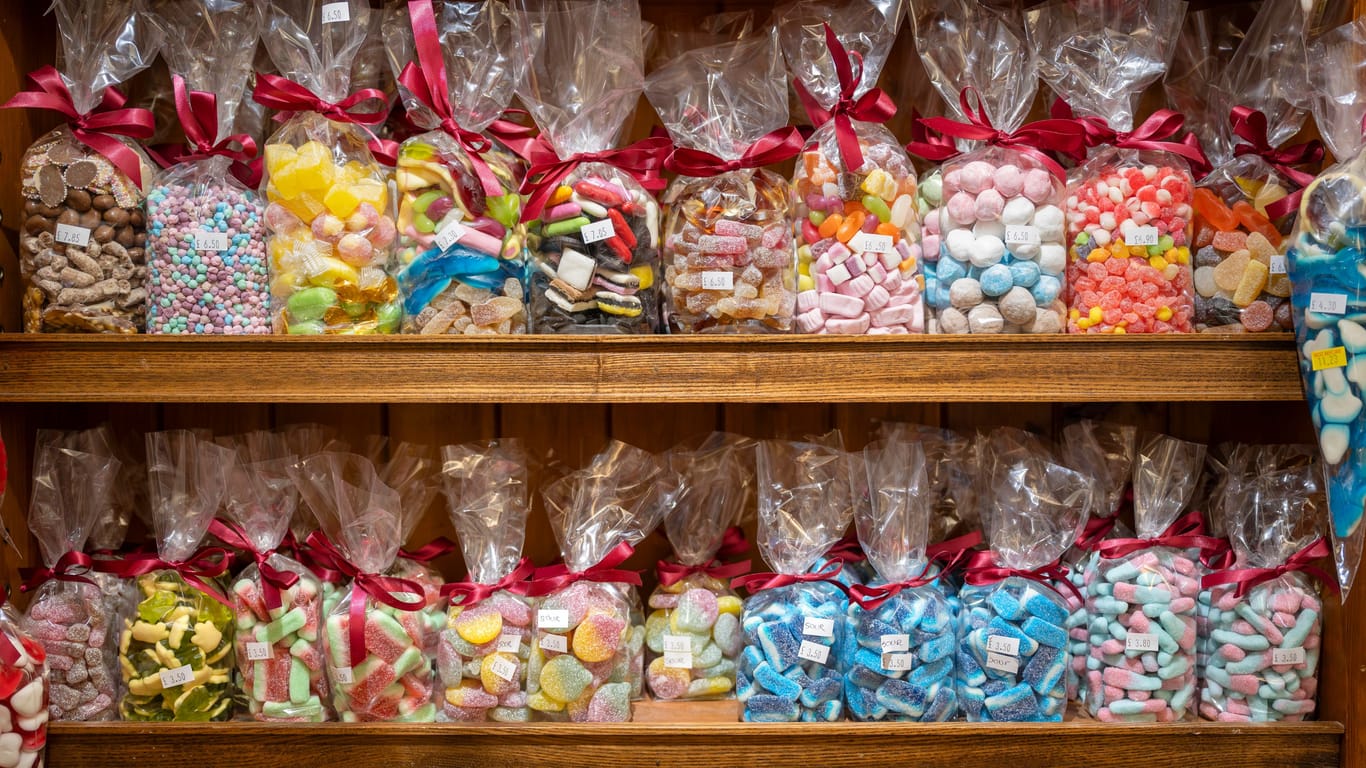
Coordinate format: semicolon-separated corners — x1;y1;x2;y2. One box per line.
994;164;1024;198
1022;168;1055;204
959;160;996;194
946;192;977;226
974;189;1005;221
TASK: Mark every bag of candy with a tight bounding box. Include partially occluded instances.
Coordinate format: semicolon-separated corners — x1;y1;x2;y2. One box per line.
1084;433;1209;721
254;0;401;334
511;0;670;333
1201;445;1331;722
290;451;435;722
958;437;1095;722
0;596;47;768
76;426;143;646
213;431;328;722
645;434;752;701
842;434;957;722
734;437;855;722
383;0;530;335
645;30;800;333
529;441;669;721
20;435;120;722
2;0;162;333
436;439;533;722
779;0;924;335
1177;0;1319;333
375;441;446;654
1027;0;1207;334
910;0;1082;334
111;431;236;722
1285;16;1366;599
144;1;269;334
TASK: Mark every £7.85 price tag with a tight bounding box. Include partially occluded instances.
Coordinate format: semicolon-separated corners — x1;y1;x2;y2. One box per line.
580;218;615;244
54;223;90;248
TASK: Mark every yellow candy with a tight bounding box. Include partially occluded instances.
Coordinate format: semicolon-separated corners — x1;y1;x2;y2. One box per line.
1077;318;1091;330
527;690;565;712
272;164;306;199
1112;325;1126;334
691;676;733;697
455;605;503;645
548;185;574;206
263;143;297;175
1156;306;1173;322
1128;245;1147;258
630;264;654;291
1069;309;1081;321
1087;247;1109;263
1087;306;1102;324
1172;246;1190;265
716;596;742;616
281;193;326;223
798;274;815;292
351;178;388;210
481;652;520;695
1148;255;1168;271
304;255;359;288
323;184;362;219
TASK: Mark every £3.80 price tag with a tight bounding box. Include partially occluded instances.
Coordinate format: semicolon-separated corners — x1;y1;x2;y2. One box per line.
1125;633;1158;652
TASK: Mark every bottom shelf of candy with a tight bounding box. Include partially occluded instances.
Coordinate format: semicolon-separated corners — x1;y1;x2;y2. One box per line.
45;713;1343;768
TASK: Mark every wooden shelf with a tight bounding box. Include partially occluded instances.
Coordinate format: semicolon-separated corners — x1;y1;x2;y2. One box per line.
46;720;1343;768
0;334;1302;404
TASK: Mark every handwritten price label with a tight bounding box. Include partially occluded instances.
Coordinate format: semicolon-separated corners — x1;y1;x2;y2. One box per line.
881;653;914;671
1312;346;1348;371
580;219;615;244
244;642;272;661
662;635;691;653
1269;254;1287;275
331;666;354;684
1004;225;1041;245
1309;292;1348;315
797;640;831;665
1125;633;1159;652
490;657;518;682
54;224;90;248
985;635;1020;656
496;634;521;653
321;2;350;23
701;271;734;290
1272;648;1306;666
434;222;468;250
850;231;893;254
539;633;568;653
195;232;230;252
159;665;195;688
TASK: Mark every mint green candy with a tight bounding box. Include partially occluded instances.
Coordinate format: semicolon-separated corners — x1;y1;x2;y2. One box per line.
863;195;891;223
287;287;336;322
287;320;325;335
376;302;402;333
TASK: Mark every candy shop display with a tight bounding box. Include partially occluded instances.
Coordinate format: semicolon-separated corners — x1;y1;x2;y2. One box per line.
646;31;798;332
843;435;957;722
646;435;751;700
383;0;529;335
144;2;268;334
1028;0;1200;334
255;0;400;334
4;1;162;333
1084;434;1207;722
1288;17;1366;599
912;0;1073;334
736;437;855;722
437;440;533;722
0;599;47;768
216;432;328;722
530;442;668;722
290;452;435;723
958;432;1095;722
513;0;665;333
1201;445;1327;722
20;435;121;722
117;431;237;722
780;2;924;335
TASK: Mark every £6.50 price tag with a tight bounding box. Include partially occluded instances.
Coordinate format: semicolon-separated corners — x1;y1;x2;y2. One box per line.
321;2;350;22
701;271;734;290
797;640;830;665
195;232;231;252
849;231;893;254
1004;225;1041;245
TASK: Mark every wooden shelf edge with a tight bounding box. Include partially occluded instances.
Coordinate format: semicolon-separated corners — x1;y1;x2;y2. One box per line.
47;720;1344;768
0;335;1304;404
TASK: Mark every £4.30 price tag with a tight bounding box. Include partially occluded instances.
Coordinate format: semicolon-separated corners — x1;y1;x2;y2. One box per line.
321;2;350;23
803;617;834;638
1127;226;1159;246
490;656;519;682
539;633;568;653
244;642;272;661
580;218;615;244
159;665;195;688
54;223;90;248
1125;633;1159;652
1272;648;1306;666
538;609;569;629
985;652;1019;674
1310;292;1348;315
985;635;1020;656
797;640;830;665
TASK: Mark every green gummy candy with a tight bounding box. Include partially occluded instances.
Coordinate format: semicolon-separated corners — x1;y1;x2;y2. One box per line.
863;195;891;223
290;657;311;705
413;190;444;215
287;287;337;322
544;216;591;238
415;212;437;234
264;607;307;644
138;590;179;623
375;302;402;333
287;320;325;335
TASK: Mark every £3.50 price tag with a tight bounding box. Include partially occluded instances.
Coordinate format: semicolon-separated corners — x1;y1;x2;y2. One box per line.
797;640;830;665
159;665;195;688
244;642;272;661
985;635;1020;656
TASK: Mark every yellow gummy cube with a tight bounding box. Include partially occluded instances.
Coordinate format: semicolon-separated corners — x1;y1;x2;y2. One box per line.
271;163;305;199
281;193;326;223
323;184;363;218
798;274;815;292
263;143;298;176
351;178;388;211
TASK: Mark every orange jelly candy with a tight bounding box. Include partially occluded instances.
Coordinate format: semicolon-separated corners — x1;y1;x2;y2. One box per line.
1232;200;1282;247
1193;188;1238;231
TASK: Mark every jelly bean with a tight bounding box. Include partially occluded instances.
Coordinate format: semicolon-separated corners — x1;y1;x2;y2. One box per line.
957;578;1070;722
740;584;846;722
231;563;327;722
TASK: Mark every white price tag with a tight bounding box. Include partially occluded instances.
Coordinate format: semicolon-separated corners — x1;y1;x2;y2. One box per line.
1272;647;1306;666
985;652;1019;675
881;653;914;671
496;634;521;654
985;635;1020;657
701;271;734;291
1127;226;1159;246
1125;633;1159;652
663;650;693;669
433;222;468;250
159;665;195;688
244;642;272;661
1269;254;1287;275
490;656;518;682
803;617;834;638
1004;225;1041;245
849;231;893;254
54;223;90;248
580;218;615;244
538;609;569;630
880;634;910;653
539;633;568;654
321;2;350;23
1310;292;1348;315
195;232;230;252
797;640;830;665
331;666;354;684
662;635;691;653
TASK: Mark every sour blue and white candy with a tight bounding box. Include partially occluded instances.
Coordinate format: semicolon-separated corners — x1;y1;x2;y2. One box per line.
738;584;845;722
841;587;957;721
956;577;1070;722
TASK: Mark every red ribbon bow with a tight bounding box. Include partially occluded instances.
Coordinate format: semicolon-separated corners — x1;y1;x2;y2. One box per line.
904;108;963;163
825;533;867;563
208;519;299;612
962;550;1081;604
518;136;673;223
912;89;1087;180
1201;538;1337;599
926;530;983;576
848;562;940;610
396;0;507;197
439;557;536;608
486;109;542;161
792;23;896;174
251;74;395;167
664;127;804;177
730;557;852;597
19;550;96;593
1095;510;1225;561
398;536;457;564
1051;99;1211;177
304;531;426;669
657;556;752;588
1;65;155;187
524;541;644;597
292;534;345;585
93;546;234;608
1229;105;1324;220
151;75;261;188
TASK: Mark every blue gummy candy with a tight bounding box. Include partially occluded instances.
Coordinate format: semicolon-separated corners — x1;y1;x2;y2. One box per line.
961;686;985;719
918;633;956;664
814;699;843;721
758;621;801;672
876;678;929;718
957;647;986;686
846;663;885;690
924;685;958;721
983;680;1009;696
989;589;1026;621
746;694;800;722
754;661;801;700
844;678;885;721
987;617;1039;655
1022;645;1066;697
1021;616;1068;649
909;656;952;688
800;676;842;708
1023;590;1068;625
919;599;945;633
984;683;1041;722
